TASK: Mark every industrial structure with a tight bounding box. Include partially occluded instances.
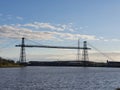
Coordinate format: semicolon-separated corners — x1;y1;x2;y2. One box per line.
19;38;26;63
15;37;120;67
16;37;91;65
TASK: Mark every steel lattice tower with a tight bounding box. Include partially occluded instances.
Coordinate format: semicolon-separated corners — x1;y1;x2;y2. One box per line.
77;39;80;61
82;41;89;62
19;37;26;63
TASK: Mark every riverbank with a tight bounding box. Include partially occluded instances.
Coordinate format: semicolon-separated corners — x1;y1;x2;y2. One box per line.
28;61;120;68
0;64;23;68
0;57;22;68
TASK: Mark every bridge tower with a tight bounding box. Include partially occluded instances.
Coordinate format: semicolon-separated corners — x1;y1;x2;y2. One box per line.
19;37;26;63
77;39;80;61
82;41;89;65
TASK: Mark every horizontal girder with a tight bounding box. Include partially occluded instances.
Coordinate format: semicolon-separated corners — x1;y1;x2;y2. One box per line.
16;45;91;49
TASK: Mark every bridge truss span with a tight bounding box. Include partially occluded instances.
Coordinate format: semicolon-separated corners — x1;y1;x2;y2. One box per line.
16;44;91;50
15;37;91;63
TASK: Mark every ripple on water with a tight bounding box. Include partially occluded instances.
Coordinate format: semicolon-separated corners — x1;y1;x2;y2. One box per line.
0;67;120;90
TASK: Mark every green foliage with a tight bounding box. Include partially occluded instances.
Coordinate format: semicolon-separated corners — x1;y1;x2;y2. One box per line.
0;57;20;67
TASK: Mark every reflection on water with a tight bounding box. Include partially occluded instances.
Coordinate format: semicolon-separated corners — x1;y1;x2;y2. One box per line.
0;67;120;90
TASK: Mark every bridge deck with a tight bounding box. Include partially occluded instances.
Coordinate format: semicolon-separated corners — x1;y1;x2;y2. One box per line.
16;45;91;49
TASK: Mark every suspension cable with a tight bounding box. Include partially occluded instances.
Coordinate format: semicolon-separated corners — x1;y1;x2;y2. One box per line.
87;42;114;61
25;38;44;46
0;39;19;49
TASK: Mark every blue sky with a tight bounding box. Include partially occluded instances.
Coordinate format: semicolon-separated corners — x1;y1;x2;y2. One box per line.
0;0;120;62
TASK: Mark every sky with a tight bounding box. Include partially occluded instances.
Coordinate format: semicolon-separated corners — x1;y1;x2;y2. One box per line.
0;0;120;62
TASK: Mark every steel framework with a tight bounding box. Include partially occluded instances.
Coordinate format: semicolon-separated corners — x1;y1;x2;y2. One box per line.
16;38;91;63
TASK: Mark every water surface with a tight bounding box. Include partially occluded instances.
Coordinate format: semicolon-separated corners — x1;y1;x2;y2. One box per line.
0;67;120;90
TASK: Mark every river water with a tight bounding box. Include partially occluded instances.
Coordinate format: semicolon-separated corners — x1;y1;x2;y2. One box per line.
0;67;120;90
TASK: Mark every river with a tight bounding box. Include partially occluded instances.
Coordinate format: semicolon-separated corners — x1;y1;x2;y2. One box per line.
0;67;120;90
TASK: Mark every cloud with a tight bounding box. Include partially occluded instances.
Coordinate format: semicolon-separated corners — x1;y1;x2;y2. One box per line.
0;25;56;40
19;22;75;32
0;14;24;21
0;22;120;42
0;24;99;41
16;16;23;20
111;39;120;42
21;22;65;31
2;22;120;42
56;32;98;40
99;37;120;42
80;27;83;30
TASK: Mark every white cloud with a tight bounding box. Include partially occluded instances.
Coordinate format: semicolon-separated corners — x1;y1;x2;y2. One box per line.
7;16;12;20
0;25;56;40
80;27;83;30
111;39;120;42
0;24;99;41
2;22;120;42
0;14;24;21
56;33;98;40
16;16;23;20
99;37;120;42
19;22;75;32
22;22;65;31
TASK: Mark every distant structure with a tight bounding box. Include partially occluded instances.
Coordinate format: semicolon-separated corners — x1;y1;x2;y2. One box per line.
77;39;80;61
16;37;91;64
82;41;89;62
19;37;26;63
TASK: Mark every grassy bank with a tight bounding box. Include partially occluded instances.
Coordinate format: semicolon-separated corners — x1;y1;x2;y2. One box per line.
0;64;21;68
0;57;21;68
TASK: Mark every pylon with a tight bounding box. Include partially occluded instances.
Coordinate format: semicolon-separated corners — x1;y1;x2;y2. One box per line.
77;39;80;61
19;37;26;63
82;41;89;62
